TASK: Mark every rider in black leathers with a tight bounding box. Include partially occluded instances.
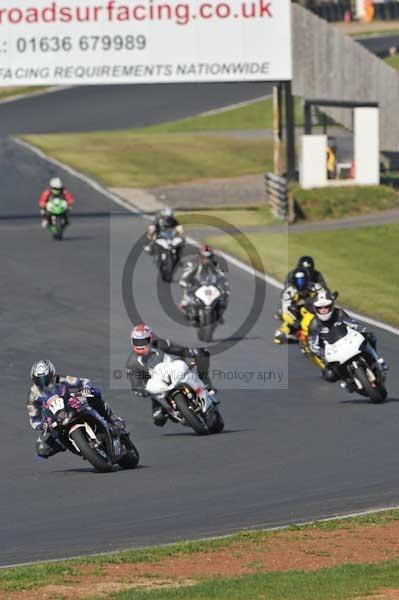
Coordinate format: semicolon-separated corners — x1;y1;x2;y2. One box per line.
127;324;214;426
144;208;184;254
179;245;229;319
28;360;125;458
284;256;328;289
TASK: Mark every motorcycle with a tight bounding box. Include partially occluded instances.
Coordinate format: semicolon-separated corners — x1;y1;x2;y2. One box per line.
154;229;185;282
323;323;387;403
145;355;224;435
41;391;139;472
183;273;229;342
46;197;69;240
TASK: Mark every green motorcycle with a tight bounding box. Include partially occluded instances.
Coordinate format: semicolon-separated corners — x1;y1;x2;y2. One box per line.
46;197;68;240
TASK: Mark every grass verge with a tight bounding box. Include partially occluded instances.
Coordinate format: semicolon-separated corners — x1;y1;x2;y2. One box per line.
143;97;303;133
109;562;399;599
176;206;276;228
207;223;399;325
23;131;273;188
3;509;399;597
0;86;52;101
293;184;399;221
385;53;399;69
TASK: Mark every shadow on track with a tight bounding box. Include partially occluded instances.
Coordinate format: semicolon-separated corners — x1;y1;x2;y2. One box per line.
162;428;255;438
52;465;150;475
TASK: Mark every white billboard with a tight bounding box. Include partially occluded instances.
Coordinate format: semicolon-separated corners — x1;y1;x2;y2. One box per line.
0;0;292;85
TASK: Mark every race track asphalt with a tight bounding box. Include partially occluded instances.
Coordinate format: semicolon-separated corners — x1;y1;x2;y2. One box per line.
1;85;399;567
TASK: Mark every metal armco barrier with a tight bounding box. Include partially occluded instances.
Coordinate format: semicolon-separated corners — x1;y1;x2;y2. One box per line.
265;173;288;220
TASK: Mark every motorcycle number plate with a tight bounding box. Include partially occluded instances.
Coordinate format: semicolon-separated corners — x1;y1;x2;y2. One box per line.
46;395;65;415
195;285;221;305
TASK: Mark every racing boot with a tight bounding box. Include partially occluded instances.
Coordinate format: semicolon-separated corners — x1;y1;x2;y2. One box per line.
274;328;287;345
377;357;389;373
152;399;168;427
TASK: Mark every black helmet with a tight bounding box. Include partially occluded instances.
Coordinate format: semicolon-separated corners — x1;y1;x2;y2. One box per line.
292;268;309;292
30;360;56;391
297;256;315;274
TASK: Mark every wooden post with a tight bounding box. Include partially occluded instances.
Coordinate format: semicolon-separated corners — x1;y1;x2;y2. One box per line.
273;84;283;176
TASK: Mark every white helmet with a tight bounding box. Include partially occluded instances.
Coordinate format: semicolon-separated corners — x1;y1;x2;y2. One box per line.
313;290;334;322
49;177;63;194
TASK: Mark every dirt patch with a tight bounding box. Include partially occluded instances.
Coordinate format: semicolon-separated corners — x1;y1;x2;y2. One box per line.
4;521;399;599
360;590;399;599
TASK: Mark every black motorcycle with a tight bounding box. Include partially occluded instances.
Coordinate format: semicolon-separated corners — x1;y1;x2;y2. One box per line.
42;392;139;472
154;229;185;282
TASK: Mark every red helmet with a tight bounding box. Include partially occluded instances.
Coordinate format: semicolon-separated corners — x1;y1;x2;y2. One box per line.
131;324;154;356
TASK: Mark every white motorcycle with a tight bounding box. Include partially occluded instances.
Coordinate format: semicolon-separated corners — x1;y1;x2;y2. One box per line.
145;355;224;435
154;230;185;282
324;324;387;403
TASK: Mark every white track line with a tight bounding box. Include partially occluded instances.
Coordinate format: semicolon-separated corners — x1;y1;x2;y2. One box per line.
3;502;399;570
13;136;399;338
195;93;271;117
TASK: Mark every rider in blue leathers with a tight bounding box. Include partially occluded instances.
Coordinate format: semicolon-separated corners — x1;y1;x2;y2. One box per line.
27;360;125;458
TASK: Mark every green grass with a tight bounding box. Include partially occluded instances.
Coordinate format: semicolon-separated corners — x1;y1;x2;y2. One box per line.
385;54;399;69
0;561;77;592
0;86;50;100
23;131;273;188
293;184;399;221
111;562;399;599
176;206;276;228
207;223;399;325
3;510;399;593
144;97;303;133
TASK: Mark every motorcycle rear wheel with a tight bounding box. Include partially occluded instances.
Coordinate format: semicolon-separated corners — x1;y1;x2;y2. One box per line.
70;428;113;472
118;434;140;469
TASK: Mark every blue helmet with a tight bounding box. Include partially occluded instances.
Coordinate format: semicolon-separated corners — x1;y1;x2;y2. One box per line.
293;269;309;292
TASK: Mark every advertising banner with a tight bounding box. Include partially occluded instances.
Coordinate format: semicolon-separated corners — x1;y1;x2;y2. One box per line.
0;0;292;84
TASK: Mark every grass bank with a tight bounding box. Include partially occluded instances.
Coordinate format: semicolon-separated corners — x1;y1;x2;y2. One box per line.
293;184;399;221
143;96;303;133
176;206;276;228
207;223;399;326
0;86;51;101
23;131;273;188
3;509;399;598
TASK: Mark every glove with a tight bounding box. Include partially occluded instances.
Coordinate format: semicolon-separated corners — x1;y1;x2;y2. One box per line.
37;422;48;434
134;389;149;397
82;386;94;397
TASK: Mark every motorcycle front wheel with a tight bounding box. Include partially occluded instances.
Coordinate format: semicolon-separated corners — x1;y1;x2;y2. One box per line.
174;393;208;435
70;427;113;472
354;366;387;404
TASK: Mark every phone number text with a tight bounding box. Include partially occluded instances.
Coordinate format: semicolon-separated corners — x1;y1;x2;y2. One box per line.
16;35;146;53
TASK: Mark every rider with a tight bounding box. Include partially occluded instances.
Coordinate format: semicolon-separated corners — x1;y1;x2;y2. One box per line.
179;245;229;317
308;290;388;387
284;256;328;289
39;177;74;228
127;323;215;426
144;207;184;254
27;360;126;458
274;268;323;344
